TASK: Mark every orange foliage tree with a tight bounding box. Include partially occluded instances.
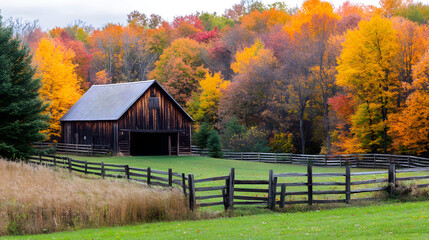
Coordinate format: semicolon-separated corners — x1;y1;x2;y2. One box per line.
389;51;429;155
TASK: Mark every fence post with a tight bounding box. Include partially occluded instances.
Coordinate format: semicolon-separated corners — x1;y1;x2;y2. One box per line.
168;168;173;187
84;161;88;174
345;164;351;204
268;170;273;209
182;173;187;197
101;162;105;179
228;168;235;210
68;158;72;173
280;184;286;209
125;165;130;180
388;163;396;195
270;177;278;210
188;174;196;211
222;188;228;211
408;156;410;168
307;164;313;206
147;167;151;185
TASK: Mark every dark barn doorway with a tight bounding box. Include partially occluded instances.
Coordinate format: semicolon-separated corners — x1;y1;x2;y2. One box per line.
130;132;172;155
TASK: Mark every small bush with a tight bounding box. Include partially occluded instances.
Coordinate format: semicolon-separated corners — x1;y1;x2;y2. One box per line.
390;181;429;200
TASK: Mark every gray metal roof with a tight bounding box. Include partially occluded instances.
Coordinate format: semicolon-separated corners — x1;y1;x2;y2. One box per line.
60;80;193;121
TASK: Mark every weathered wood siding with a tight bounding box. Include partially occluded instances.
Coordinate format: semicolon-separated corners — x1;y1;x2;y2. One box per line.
118;84;191;131
61;121;115;148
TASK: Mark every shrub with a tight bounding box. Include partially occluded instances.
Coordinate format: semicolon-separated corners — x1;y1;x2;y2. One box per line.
207;129;223;158
227;126;270;152
269;132;296;153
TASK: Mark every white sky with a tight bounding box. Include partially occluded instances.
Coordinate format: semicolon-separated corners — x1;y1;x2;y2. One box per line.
0;0;411;30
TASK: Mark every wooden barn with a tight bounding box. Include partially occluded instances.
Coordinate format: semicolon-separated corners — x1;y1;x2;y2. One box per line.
60;80;193;155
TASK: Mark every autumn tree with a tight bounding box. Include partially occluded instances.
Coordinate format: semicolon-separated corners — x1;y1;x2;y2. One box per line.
0;19;48;159
187;71;229;124
149;38;206;105
34;38;83;140
87;24;124;83
389;51;429;156
392;17;427;105
219;40;277;127
337;15;399;153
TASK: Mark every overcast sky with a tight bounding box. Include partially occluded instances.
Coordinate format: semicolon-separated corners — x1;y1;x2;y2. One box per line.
0;0;408;30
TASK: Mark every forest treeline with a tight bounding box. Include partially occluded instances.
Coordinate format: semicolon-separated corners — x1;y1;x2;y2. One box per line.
4;0;429;156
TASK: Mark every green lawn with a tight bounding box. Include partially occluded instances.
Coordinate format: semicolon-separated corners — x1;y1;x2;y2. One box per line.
3;201;429;239
60;155;369;179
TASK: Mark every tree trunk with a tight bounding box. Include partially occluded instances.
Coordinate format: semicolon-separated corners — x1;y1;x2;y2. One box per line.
299;105;306;154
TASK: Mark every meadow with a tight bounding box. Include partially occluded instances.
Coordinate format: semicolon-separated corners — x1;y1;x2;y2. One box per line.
0;159;189;236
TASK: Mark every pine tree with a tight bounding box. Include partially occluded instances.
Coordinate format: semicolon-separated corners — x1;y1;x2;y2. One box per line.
0;18;48;159
207;129;223;158
194;122;212;149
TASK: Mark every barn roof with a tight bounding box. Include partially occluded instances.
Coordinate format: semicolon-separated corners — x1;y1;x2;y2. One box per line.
60;80;193;122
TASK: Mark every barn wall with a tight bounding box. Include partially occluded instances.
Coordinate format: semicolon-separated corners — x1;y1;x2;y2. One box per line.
118;84;192;153
61;121;116;149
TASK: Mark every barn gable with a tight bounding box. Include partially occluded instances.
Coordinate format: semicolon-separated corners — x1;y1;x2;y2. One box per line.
60;80;193;156
60;80;192;122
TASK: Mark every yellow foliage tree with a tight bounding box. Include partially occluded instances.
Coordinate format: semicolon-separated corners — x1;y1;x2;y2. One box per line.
231;40;274;74
34;38;83;140
198;71;229;123
336;15;399;153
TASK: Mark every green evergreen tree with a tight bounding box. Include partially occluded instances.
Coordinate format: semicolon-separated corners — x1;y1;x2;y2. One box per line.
0;17;48;159
207;129;223;158
195;122;212;149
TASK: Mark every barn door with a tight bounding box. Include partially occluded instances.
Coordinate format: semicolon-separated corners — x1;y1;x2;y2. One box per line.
118;130;130;156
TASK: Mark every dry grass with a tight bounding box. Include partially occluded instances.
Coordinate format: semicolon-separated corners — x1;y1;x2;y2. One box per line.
0;159;190;235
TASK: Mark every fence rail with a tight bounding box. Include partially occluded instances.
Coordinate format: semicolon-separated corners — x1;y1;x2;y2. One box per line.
27;155;187;195
28;154;429;211
192;146;429;169
33;142;110;156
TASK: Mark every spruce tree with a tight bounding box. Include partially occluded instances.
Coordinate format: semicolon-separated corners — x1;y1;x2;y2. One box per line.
207;129;223;158
0;17;48;159
195;122;211;149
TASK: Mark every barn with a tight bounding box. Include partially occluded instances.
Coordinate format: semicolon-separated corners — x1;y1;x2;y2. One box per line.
60;80;193;156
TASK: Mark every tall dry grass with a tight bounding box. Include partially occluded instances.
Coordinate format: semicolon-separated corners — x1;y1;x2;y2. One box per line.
0;159;190;235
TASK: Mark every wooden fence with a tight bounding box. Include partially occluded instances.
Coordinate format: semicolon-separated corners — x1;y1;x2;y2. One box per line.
28;155;429;211
191;146;429;169
27;155;188;196
32;142;110;156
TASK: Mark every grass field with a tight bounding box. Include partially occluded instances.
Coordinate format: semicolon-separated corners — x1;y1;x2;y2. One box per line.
61;155;429;203
60;155;370;179
3;200;429;239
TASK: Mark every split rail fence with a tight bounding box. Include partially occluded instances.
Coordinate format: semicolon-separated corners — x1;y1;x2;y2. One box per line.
28;155;429;211
192;146;429;169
